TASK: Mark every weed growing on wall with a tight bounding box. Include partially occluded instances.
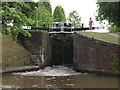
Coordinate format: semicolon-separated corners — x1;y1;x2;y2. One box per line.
112;59;117;72
24;61;33;66
91;37;94;40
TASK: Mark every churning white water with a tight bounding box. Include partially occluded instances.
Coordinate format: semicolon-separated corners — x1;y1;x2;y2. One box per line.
3;66;118;88
14;66;81;76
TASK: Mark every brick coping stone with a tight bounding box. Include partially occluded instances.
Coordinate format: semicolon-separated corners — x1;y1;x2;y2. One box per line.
1;66;40;73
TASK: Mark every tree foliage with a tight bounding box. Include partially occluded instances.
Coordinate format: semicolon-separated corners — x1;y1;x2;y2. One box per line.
96;2;120;28
109;24;120;33
2;1;53;40
35;2;53;27
68;11;81;28
42;1;52;14
2;2;37;40
53;5;66;22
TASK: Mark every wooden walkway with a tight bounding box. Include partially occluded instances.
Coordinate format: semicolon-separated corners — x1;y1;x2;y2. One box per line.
48;31;74;34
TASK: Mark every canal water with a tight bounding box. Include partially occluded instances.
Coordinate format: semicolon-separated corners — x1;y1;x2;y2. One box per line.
2;66;118;89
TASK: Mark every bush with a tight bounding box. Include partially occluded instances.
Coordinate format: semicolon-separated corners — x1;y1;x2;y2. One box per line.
109;24;120;33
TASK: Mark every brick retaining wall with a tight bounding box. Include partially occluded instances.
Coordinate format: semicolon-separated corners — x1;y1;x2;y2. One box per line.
18;31;51;66
73;32;120;73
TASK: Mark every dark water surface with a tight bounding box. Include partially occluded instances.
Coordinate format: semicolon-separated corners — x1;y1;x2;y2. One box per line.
2;66;118;89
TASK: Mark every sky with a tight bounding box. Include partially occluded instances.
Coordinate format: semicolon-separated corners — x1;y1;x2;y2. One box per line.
34;0;109;32
50;0;99;27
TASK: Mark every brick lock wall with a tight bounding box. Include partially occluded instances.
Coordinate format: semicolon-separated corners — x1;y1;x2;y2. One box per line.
18;31;51;66
73;32;120;73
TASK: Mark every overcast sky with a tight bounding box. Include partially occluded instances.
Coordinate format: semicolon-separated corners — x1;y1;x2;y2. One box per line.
34;0;109;28
50;0;100;27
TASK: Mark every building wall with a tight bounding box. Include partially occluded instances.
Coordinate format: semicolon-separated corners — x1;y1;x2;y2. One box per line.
73;32;120;73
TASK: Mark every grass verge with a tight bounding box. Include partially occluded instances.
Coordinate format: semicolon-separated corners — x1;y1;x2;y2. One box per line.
80;31;119;44
2;35;30;65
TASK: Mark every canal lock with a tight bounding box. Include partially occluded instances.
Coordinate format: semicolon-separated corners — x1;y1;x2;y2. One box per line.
2;33;118;89
50;34;73;66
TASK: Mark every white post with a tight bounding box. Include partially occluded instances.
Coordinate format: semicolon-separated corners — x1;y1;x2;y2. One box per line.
61;22;64;32
35;7;38;27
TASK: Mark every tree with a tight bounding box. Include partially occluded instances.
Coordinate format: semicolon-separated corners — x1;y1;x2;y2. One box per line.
42;1;52;14
35;2;53;27
53;5;66;22
68;11;81;28
2;2;39;40
2;1;53;40
96;2;120;28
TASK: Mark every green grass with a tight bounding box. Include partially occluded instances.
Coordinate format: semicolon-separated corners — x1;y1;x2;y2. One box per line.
2;35;30;65
3;51;30;64
80;31;119;44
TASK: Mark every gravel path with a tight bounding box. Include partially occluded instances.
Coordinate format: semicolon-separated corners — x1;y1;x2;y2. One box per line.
109;33;120;37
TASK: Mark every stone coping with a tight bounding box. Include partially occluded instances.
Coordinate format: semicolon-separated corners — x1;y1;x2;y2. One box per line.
1;66;40;73
74;68;120;76
75;31;120;46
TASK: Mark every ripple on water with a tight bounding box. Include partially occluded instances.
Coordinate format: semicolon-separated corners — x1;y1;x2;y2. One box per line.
0;85;21;89
66;84;74;86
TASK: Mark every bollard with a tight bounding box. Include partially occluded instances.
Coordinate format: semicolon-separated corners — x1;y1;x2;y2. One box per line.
82;24;84;28
43;23;45;28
